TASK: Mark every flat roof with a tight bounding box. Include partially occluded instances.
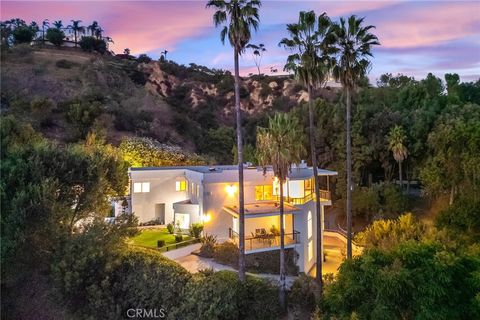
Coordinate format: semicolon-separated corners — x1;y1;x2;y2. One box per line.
129;165;337;176
224;201;300;217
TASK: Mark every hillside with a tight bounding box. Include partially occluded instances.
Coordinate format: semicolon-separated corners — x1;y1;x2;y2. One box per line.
0;45;339;162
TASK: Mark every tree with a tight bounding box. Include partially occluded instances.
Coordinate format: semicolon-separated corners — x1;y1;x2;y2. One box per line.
123;48;130;55
329;15;379;259
41;19;49;43
246;43;266;75
87;21;99;37
67;20;84;47
46;28;64;47
256;113;305;310
12;21;38;44
279;10;332;287
94;27;104;40
52;20;63;30
207;0;261;282
388;125;408;189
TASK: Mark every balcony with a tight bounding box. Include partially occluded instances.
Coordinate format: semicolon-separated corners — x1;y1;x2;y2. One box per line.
229;228;300;252
279;189;331;205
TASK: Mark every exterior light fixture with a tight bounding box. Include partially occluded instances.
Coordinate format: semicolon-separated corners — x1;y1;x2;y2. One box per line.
202;213;212;223
225;184;237;197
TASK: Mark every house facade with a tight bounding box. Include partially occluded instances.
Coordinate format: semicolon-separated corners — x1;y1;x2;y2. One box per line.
127;162;337;273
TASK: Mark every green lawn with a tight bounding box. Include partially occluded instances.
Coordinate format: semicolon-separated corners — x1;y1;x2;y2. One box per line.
130;228;191;248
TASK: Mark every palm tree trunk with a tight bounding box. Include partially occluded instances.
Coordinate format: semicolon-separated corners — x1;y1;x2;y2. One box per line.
279;180;286;310
74;31;77;47
399;161;403;191
235;47;246;282
346;86;353;259
308;84;323;290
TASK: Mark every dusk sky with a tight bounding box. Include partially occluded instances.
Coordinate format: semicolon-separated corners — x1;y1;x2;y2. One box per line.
2;0;480;82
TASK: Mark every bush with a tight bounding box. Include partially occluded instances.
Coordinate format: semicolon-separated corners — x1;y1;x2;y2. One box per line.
157;240;165;248
213;241;239;266
245;249;299;275
189;223;204;239
180;270;281;320
13;26;36;43
199;234;217;258
137;53;152;64
289;274;319;313
79;36;107;54
46;28;64;47
175;234;183;243
166;223;174;234
55;59;78;69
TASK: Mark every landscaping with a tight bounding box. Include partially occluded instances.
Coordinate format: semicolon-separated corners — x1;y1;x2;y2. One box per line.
130;228;192;248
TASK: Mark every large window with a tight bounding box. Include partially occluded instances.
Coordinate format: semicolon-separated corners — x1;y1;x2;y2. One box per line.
175;180;187;191
255;185;273;200
307;210;313;239
133;182;150;193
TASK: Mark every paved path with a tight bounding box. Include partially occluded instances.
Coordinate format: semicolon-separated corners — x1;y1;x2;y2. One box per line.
174;254;298;287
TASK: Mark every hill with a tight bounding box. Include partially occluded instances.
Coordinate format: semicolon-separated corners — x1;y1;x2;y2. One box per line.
0;45;339;162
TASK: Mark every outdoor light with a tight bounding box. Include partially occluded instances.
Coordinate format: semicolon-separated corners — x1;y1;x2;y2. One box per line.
202;213;212;223
225;184;237;197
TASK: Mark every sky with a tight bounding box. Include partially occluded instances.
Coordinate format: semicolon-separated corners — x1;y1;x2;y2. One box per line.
2;0;480;82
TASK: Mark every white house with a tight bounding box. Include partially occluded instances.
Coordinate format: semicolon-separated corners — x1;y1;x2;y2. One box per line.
127;161;337;274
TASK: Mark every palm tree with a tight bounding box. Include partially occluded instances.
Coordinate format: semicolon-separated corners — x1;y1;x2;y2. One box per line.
207;0;261;282
68;20;85;47
388;125;408;190
329;15;379;259
94;27;104;40
41;19;49;43
87;21;99;37
257;113;305;310
53;20;63;30
246;43;266;75
279;10;332;288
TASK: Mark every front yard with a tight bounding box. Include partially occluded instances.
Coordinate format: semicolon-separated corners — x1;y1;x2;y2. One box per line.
130;228;192;248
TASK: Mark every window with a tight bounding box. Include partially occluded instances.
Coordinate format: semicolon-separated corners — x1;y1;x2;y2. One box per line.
308;240;314;262
191;182;194;194
196;185;199;197
134;182;150;193
175;180;186;191
255;185;273;200
307;210;313;239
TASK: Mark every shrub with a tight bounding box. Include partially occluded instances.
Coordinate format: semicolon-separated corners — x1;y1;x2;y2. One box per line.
180;270;281;320
55;59;78;69
46;28;64;47
175;234;183;243
79;36;107;54
199;234;217;258
13;26;36;43
137;53;152;64
289;274;319;313
213;241;239;266
157;240;165;248
245;248;299;275
189;223;204;239
166;223;174;234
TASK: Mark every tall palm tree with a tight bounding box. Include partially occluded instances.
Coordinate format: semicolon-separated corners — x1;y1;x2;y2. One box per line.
87;21;99;37
279;10;332;288
257;113;305;310
53;20;63;30
388;125;408;190
68;20;85;47
329;15;379;259
207;0;261;282
41;19;49;43
94;27;104;40
246;43;266;75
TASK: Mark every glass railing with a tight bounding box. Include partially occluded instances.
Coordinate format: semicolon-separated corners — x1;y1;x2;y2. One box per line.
229;228;300;251
275;190;331;205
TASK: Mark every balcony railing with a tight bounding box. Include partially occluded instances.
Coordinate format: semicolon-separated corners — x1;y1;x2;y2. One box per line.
276;189;331;205
229;228;300;251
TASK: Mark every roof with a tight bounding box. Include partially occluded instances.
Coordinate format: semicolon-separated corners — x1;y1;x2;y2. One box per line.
224;201;301;217
129;165;337;176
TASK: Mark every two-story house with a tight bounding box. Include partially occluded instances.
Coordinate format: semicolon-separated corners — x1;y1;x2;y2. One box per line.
127;161;336;273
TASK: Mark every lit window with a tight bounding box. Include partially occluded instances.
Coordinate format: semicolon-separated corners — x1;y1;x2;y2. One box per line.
255;185;273;200
191;182;194;193
176;180;186;191
196;185;199;197
308;240;313;262
133;183;142;193
307;211;313;239
134;182;150;193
